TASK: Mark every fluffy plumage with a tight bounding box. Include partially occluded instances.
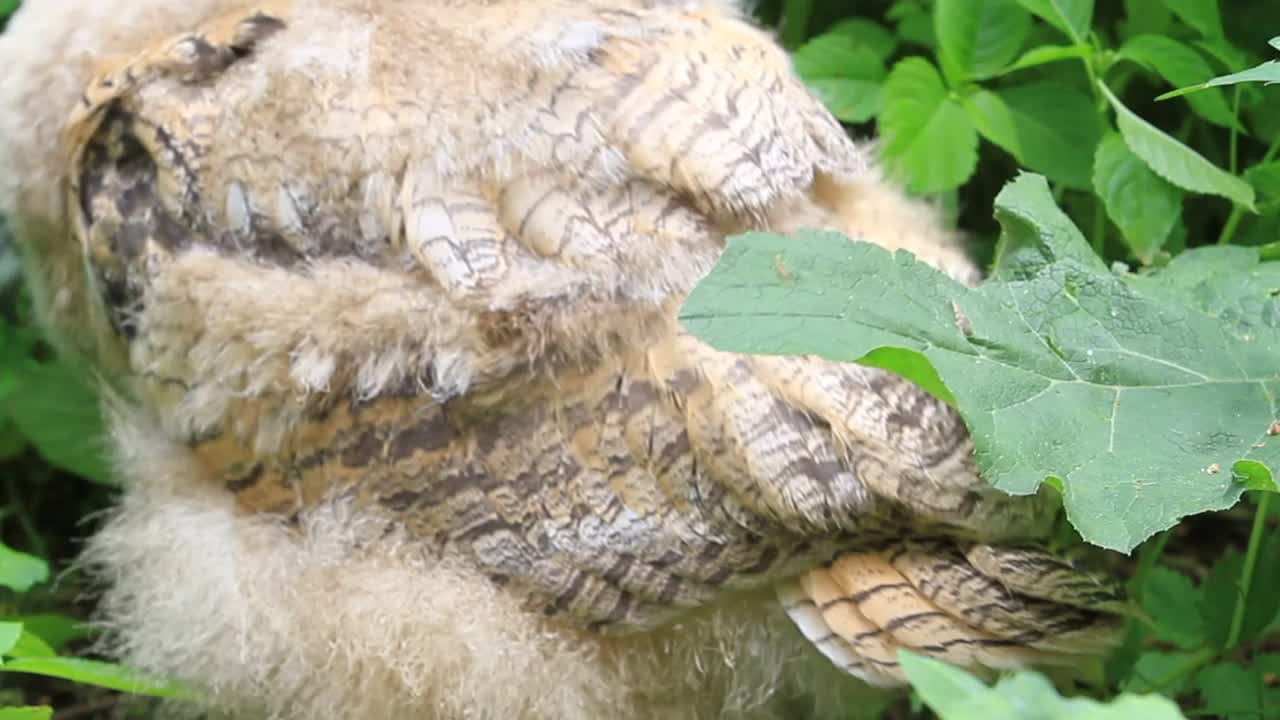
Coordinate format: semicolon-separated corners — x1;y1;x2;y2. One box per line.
0;1;1124;718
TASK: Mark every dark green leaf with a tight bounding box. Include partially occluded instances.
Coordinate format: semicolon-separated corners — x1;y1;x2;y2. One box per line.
966;81;1101;188
1164;0;1225;39
1142;567;1204;650
1093;132;1184;263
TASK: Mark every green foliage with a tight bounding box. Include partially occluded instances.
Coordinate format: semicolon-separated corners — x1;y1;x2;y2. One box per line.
900;650;1188;719
710;0;1280;715
2;0;1280;716
682;174;1280;552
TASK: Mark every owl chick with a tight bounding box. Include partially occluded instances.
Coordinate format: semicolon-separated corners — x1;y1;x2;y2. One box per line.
0;1;1125;719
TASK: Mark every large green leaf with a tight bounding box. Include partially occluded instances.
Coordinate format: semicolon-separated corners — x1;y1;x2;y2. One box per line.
1015;0;1094;43
879;58;979;192
900;651;1187;719
1102;82;1256;210
681;173;1280;551
935;0;1033;83
966;81;1100;189
1092;132;1184;263
792;34;887;123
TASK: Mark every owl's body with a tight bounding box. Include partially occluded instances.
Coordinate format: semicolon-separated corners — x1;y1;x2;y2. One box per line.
0;2;1122;718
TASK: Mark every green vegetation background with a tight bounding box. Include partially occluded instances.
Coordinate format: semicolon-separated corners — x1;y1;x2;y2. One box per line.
2;0;1280;718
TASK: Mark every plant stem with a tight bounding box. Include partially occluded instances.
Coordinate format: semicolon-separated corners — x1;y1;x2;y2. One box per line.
1229;86;1242;175
780;0;814;49
1225;491;1271;650
1219;133;1280;245
1092;196;1107;256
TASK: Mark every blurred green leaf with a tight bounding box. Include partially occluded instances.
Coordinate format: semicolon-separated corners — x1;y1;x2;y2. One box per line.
1142;567;1205;649
1164;0;1226;39
0;657;193;700
0;708;52;720
902;650;1189;719
4;362;110;484
1015;0;1094;43
935;0;1033;83
880;58;979;192
0;544;48;594
826;18;899;61
6;615;94;653
793;34;886;123
1195;662;1273;720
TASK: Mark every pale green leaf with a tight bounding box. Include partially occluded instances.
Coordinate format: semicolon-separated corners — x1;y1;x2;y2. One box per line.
1160;61;1280;100
0;623;22;657
935;0;1033;83
0;657;193;699
966;81;1100;188
792;35;886;123
681;174;1280;551
1102;82;1255;210
898;651;990;714
1093;133;1184;262
0;544;48;594
1014;0;1093;42
880;58;979;192
900;650;1188;720
1119;34;1241;129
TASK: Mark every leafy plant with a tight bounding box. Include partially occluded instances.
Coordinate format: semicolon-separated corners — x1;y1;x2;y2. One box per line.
692;0;1280;715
